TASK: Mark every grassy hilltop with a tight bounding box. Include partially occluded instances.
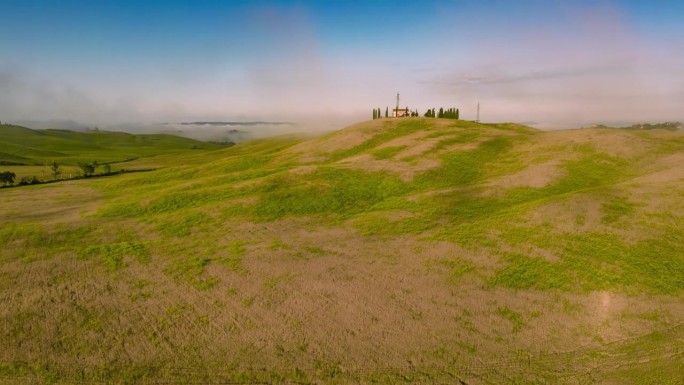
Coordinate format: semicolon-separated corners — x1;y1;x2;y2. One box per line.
1;118;683;384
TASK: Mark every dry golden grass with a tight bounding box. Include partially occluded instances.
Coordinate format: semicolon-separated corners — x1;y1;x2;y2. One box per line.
1;118;683;384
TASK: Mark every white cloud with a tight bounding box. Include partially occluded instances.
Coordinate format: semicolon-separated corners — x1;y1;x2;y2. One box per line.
2;1;682;130
417;1;684;127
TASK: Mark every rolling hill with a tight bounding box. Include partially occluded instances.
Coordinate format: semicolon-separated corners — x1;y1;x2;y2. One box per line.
0;124;223;165
1;118;683;384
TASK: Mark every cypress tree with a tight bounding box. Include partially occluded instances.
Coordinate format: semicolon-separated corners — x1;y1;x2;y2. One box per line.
373;109;377;120
456;108;459;120
385;107;389;118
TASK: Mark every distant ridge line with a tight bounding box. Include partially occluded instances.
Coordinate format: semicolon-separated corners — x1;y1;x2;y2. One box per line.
174;121;295;126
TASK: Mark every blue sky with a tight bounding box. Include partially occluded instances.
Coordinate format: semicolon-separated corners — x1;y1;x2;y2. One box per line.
1;0;683;128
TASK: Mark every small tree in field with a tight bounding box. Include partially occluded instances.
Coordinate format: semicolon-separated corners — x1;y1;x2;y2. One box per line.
78;162;96;177
0;171;16;186
103;164;112;174
49;161;61;179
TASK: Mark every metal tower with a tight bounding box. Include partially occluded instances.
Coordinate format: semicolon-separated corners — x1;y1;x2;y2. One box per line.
476;102;480;123
396;92;400;117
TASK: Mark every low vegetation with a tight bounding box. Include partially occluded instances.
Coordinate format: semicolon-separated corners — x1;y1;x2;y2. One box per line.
0;124;230;187
0;124;224;165
1;118;683;384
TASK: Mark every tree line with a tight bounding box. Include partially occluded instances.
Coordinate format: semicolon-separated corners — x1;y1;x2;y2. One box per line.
373;107;388;119
0;160;115;188
424;107;459;119
1;171;43;187
77;161;111;177
0;171;16;186
372;107;459;120
373;107;421;119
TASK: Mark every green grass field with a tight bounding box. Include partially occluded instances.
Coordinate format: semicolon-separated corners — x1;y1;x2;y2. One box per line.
1;118;683;384
0;124;224;166
0;124;230;184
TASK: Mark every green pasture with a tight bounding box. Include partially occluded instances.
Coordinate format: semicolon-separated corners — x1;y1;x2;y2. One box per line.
2;118;683;384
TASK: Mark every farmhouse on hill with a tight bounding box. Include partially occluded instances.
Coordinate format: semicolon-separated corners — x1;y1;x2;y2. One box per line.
393;92;410;117
393;107;410;117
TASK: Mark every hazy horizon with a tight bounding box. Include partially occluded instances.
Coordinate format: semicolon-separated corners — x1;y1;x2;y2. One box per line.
2;0;683;132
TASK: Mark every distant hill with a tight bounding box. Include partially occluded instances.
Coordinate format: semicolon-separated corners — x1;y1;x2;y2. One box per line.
594;121;682;131
0;124;225;165
621;121;682;131
176;121;294;126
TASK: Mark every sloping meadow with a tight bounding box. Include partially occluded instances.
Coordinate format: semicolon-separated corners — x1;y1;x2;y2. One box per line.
2;118;684;383
94;119;684;295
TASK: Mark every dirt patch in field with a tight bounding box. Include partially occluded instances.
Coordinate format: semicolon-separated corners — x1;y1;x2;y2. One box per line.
405;187;458;202
631;152;684;185
384;210;415;221
486;160;564;191
288;165;318;175
392;137;438;158
535;128;657;159
330;130;492;181
523;193;605;232
0;181;102;224
335;153;440;181
436;141;483;155
287;120;392;163
372;130;437;157
229;177;268;190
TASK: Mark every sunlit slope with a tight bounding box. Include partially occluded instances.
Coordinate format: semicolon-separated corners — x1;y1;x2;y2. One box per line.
99;118;684;294
0;124;222;165
1;118;683;384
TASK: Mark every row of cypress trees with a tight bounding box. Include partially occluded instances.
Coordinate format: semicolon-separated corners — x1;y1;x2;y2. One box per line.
372;108;388;119
373;107;459;120
424;107;459;119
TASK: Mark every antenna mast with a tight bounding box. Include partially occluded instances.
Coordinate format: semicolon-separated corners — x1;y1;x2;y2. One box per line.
476;102;480;123
396;92;400;117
